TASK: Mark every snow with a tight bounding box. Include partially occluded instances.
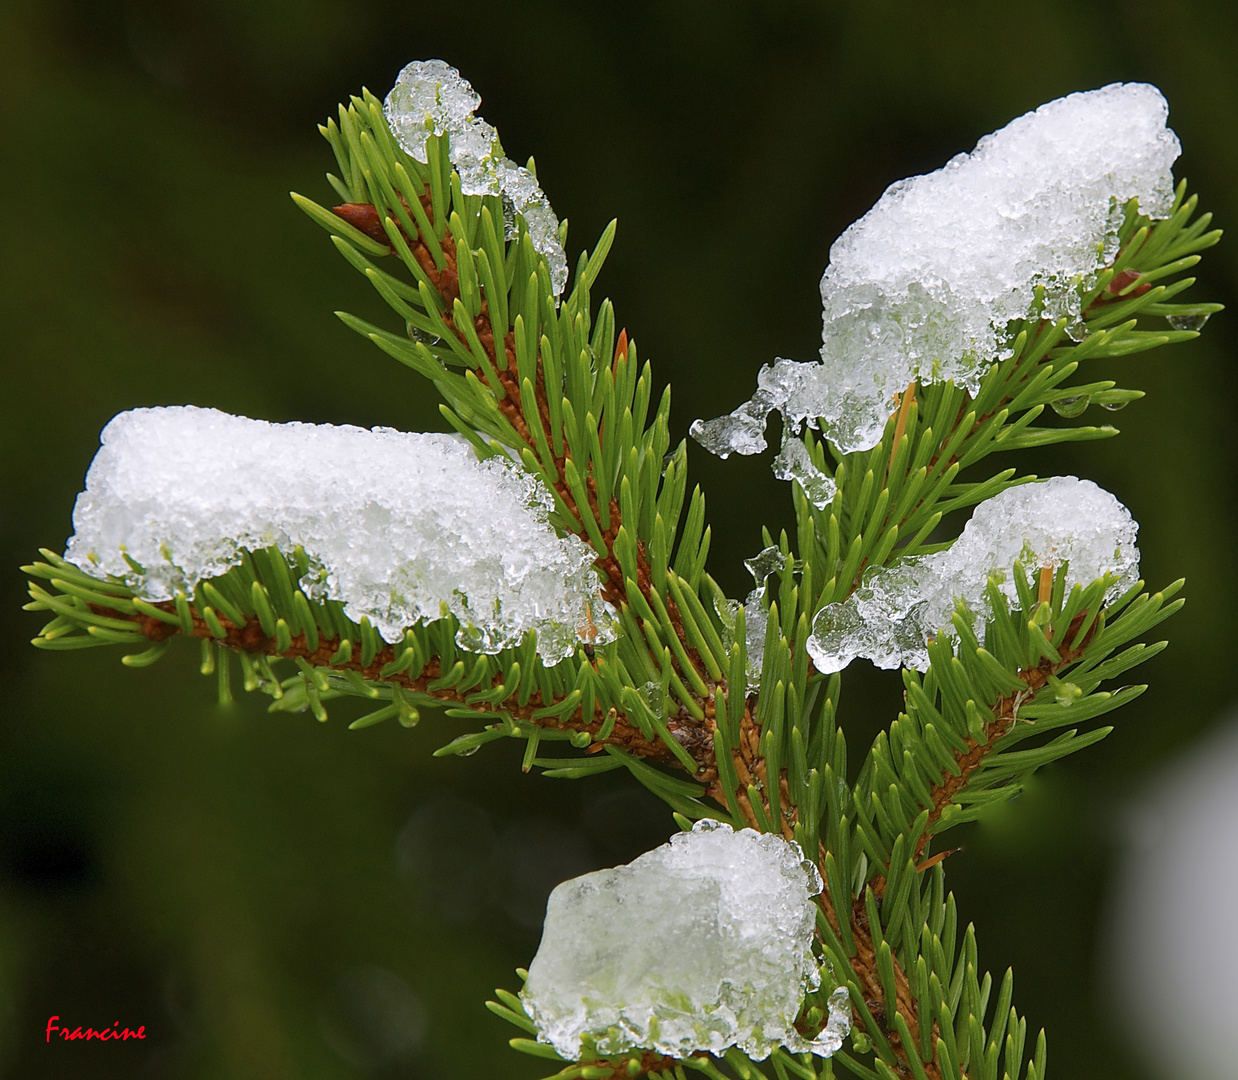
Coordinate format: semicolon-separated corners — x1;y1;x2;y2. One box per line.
384;60;568;294
709;547;788;690
806;477;1140;673
64;406;612;663
521;819;843;1060
694;83;1180;457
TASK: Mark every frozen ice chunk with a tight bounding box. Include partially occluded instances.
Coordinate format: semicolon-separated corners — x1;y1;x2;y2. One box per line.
711;548;788;691
739;546;788;688
499;159;569;296
808;987;853;1057
64;407;612;663
384;60;501;195
384;60;568;294
522;819;841;1061
498;158;543;211
806;476;1140;673
688;386;778;459
520;196;569;297
743;593;768;688
773;432;837;509
695;83;1180;455
743;545;786;585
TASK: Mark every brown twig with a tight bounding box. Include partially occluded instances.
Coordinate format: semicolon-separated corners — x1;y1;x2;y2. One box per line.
817;883;940;1080
118;602;718;773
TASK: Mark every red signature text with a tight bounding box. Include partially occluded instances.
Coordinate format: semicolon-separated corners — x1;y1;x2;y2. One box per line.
46;1016;146;1042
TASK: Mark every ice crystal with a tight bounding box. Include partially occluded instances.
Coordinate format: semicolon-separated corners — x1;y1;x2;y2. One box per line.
384;60;568;293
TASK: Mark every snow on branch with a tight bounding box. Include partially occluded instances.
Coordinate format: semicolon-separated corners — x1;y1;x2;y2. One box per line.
521;820;850;1061
693;83;1180;458
383;59;568;294
807;476;1140;673
64;407;613;663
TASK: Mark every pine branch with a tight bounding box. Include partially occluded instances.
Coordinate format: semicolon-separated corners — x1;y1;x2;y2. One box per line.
282;97;769;822
780;182;1219;639
807;567;1182;1079
18;72;1224;1080
297;93;714;705
23;92;748;816
23;549;722;774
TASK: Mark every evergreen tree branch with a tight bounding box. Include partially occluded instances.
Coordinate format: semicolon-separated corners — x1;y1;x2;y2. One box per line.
780;184;1219;640
298;93;715;709
808;568;1182;1079
18;76;1224;1080
23;549;716;771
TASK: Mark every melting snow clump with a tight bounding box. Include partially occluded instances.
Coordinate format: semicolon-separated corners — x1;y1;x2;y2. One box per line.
694;83;1179;456
65;407;612;663
522;819;846;1060
807;477;1140;673
384;59;568;294
772;432;837;508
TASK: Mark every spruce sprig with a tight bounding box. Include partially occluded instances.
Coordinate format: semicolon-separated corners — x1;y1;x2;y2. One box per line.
20;79;1223;1080
780;180;1219;639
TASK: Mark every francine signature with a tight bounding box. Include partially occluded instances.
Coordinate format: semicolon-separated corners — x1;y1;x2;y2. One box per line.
46;1016;146;1042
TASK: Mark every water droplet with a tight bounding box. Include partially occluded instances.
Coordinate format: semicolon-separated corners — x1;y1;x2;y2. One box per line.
408;326;441;346
455;745;481;757
1099;399;1128;412
691;818;731;834
1050;395;1089;418
637;681;665;716
1166;312;1210;332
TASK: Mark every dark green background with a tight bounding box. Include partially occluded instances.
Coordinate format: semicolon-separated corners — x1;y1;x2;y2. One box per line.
2;1;1235;1077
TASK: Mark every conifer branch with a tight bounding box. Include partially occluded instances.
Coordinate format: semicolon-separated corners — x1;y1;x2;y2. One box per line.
810;616;1100;1080
101;593;694;761
777;183;1219;637
300;96;716;720
329;187;652;620
879;608;1096;894
18;72;1225;1080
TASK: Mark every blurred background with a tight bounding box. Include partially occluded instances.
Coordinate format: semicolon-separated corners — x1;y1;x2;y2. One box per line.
2;0;1236;1076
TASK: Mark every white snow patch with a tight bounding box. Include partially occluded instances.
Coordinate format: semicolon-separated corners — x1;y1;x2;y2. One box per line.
65;406;612;663
806;476;1140;673
694;83;1179;456
384;59;568;294
522;819;844;1060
